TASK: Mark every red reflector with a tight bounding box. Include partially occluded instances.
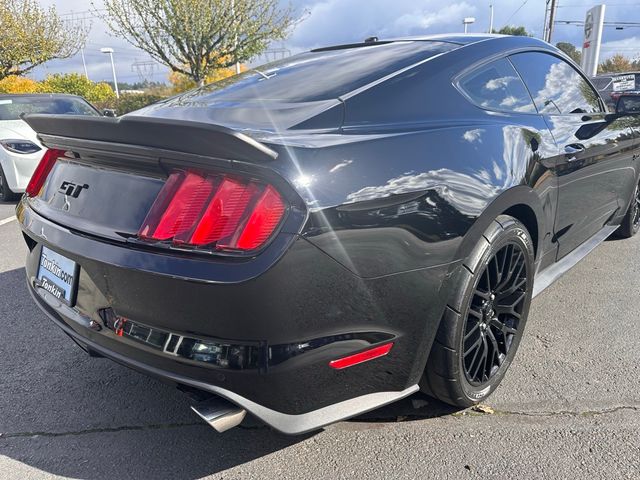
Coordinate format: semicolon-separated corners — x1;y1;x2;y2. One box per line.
138;169;287;252
25;149;65;197
329;342;394;370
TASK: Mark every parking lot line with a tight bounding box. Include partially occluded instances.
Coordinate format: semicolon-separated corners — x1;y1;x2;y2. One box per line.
0;216;16;226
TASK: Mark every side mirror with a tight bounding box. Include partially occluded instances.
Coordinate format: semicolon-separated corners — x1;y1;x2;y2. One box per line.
615;95;640;115
103;109;117;117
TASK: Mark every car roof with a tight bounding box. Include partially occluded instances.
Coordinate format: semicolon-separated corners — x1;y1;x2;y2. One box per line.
389;33;506;45
313;33;552;52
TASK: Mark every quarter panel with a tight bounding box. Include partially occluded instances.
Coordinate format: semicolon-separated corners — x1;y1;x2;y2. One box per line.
273;119;556;278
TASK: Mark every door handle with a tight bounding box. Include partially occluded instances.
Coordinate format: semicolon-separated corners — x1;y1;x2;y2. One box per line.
564;143;585;160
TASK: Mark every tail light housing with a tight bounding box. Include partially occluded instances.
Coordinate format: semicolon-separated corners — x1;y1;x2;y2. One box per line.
138;170;287;253
25;148;65;197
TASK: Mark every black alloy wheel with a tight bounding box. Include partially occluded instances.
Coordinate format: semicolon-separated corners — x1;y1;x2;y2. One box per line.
616;180;640;239
421;215;534;407
462;243;527;385
632;183;640;231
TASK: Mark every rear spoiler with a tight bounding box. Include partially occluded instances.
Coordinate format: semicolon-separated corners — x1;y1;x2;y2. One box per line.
23;114;278;163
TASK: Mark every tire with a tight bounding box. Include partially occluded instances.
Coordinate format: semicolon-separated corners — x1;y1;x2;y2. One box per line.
0;165;19;202
421;215;534;407
615;180;640;239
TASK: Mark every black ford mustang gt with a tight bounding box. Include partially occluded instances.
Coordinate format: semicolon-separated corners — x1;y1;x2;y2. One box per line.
18;34;640;434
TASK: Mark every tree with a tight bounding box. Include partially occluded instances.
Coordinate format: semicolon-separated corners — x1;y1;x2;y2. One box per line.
0;0;88;79
599;54;634;74
493;25;530;36
99;0;295;86
556;42;581;64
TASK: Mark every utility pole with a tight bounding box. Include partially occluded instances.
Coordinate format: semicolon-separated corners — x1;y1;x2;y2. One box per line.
489;4;494;33
546;0;558;43
543;0;550;40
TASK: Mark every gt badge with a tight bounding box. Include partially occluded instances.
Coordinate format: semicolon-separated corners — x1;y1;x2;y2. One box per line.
59;181;89;198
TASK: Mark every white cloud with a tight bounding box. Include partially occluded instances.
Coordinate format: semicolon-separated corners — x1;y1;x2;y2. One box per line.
288;0;478;50
463;128;484;143
392;3;476;32
600;36;640;61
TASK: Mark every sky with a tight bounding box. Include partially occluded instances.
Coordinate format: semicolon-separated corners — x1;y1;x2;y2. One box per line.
33;0;640;84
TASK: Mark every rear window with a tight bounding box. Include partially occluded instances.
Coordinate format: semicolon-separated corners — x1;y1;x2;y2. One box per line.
0;96;99;120
510;52;602;114
459;58;536;113
165;41;457;104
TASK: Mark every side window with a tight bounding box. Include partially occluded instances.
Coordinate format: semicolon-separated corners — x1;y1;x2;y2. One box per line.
459;58;536;113
509;52;603;114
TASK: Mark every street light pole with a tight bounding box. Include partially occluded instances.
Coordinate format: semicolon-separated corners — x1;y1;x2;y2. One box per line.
232;0;241;75
489;5;494;33
100;47;119;98
80;46;89;80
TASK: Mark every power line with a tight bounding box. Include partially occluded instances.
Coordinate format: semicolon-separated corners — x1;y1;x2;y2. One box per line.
557;3;640;7
60;9;106;18
555;20;640;28
505;0;531;24
131;60;162;82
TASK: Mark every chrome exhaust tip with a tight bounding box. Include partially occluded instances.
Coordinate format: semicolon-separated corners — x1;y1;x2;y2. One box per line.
190;397;247;433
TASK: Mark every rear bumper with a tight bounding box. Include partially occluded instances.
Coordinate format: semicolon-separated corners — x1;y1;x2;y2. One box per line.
19;198;453;433
30;285;417;434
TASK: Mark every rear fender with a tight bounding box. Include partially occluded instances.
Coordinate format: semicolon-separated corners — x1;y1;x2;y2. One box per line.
453;185;545;274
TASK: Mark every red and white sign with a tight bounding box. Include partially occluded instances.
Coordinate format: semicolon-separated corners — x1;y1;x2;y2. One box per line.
581;5;606;77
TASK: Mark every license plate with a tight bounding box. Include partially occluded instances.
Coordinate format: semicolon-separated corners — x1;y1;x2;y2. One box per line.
37;246;79;306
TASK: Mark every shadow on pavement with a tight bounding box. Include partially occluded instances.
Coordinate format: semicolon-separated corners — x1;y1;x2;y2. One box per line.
0;266;457;479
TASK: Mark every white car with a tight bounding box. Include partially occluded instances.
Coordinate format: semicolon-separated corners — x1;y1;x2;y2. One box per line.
0;94;101;201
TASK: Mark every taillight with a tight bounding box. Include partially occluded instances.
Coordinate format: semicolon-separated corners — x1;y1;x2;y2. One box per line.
25;148;65;197
138;170;286;252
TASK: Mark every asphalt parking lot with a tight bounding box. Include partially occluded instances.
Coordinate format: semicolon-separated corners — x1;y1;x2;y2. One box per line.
0;199;639;479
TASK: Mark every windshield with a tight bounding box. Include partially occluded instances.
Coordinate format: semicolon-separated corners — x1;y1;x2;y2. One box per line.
164;41;457;105
0;96;99;120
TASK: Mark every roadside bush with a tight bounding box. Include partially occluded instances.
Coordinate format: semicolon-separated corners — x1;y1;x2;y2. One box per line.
0;72;165;116
40;73;116;104
0;75;42;93
110;93;165;115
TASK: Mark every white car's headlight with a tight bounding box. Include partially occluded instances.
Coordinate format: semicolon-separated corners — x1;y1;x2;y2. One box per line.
0;139;42;154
